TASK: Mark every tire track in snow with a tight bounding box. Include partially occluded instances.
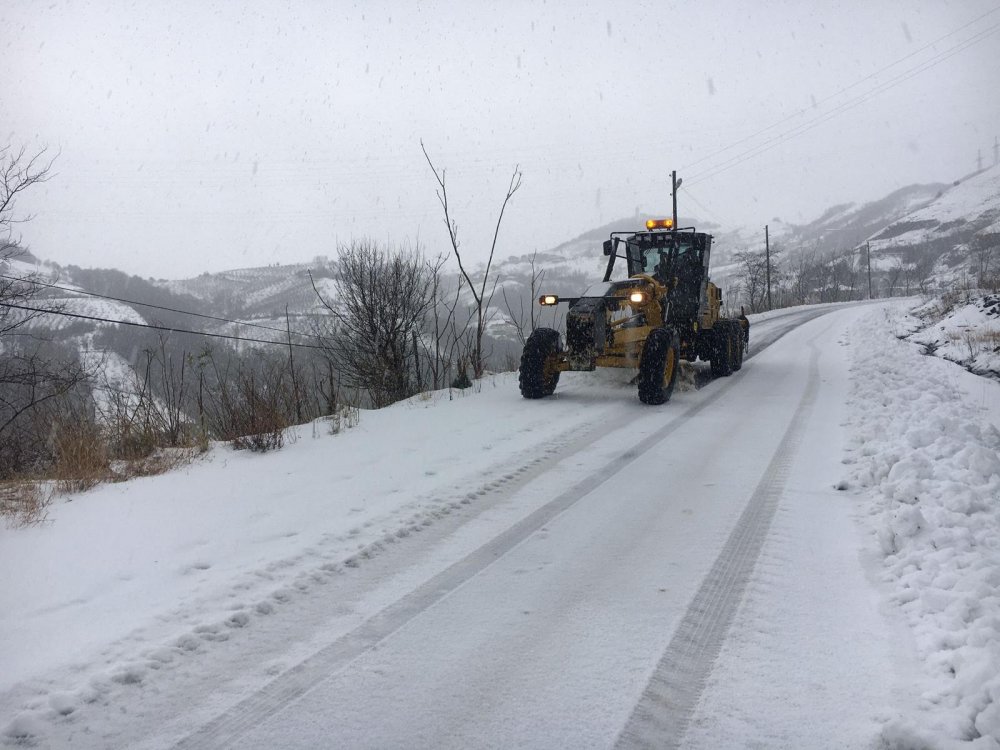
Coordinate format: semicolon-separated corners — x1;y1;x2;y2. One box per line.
171;358;770;749
613;337;823;750
171;308;835;750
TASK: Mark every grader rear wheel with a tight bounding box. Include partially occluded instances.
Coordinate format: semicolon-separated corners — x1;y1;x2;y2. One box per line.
732;322;744;371
710;326;735;378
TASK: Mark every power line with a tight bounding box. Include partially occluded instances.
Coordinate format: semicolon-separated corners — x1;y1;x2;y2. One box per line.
685;20;1000;188
0;272;331;344
679;7;1000;177
0;302;331;351
686;21;1000;186
679;186;726;226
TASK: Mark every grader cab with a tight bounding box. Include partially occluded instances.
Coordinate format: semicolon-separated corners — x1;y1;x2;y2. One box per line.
519;219;746;404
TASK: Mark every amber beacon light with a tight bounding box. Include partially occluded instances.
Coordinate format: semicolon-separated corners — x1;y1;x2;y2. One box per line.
645;218;674;230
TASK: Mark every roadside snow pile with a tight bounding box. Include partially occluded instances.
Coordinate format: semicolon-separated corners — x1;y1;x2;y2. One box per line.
905;293;1000;380
848;304;1000;748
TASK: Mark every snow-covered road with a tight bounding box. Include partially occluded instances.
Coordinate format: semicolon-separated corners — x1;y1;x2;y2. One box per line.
4;301;998;749
194;306;895;750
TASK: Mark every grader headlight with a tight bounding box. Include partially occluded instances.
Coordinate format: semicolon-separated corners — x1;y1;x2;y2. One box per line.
629;291;645;304
539;294;559;306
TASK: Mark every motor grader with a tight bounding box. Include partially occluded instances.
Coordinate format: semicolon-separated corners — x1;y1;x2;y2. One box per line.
519;219;746;404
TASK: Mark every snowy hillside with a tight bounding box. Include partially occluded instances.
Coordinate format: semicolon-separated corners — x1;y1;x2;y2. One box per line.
7;172;968;352
491;182;949;322
866;165;1000;288
3;301;1000;748
159;261;336;320
0;254;147;336
5;170;991;377
904;293;1000;379
873;166;1000;249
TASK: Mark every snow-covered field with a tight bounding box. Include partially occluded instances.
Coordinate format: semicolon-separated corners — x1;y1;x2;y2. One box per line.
2;301;999;748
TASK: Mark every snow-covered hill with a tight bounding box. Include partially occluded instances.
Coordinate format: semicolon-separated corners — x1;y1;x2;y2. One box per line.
874;167;1000;247
159;260;337;320
8;169;993;361
870;165;1000;287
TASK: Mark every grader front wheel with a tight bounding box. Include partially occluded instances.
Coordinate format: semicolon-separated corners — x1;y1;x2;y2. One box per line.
519;328;562;399
638;327;680;405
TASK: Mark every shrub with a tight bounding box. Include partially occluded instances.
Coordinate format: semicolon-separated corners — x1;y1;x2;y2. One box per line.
0;480;52;528
53;422;109;494
451;368;472;390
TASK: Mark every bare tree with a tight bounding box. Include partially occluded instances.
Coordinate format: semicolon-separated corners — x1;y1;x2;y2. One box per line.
501;250;547;345
147;336;190;446
1;145;55;254
886;255;905;297
0;342;90;478
733;249;771;312
823;256;855;302
422;253;470;390
96;349;157;460
422;141;521;379
311;238;433;408
197;347;292;452
971;234;999;290
0;144;91;478
1;145;57;333
789;250;813;306
913;250;937;294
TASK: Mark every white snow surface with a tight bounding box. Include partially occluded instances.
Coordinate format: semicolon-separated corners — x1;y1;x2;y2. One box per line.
1;302;999;748
849;301;1000;748
905;294;1000;379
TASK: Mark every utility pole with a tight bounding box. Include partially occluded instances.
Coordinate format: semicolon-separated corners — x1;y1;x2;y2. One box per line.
671;171;681;229
765;224;772;311
866;241;873;300
285;304;302;423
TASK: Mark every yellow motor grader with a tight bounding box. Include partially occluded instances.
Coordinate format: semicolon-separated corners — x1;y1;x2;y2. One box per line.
519;219;746;404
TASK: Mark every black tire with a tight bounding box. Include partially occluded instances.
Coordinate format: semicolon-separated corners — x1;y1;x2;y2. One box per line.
638;327;680;405
709;325;734;378
519;328;562;399
732;322;744;371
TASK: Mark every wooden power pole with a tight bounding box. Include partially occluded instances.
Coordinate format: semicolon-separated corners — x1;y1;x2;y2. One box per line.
765;224;772;311
671;171;680;229
866;241;873;299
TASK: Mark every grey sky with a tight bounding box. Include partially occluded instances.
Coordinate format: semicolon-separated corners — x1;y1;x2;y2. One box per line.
4;0;999;279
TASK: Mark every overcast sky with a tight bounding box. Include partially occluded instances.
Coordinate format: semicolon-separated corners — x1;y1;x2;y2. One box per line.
4;0;999;279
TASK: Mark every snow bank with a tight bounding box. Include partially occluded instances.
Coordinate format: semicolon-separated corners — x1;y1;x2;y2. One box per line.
848;303;1000;748
906;294;1000;380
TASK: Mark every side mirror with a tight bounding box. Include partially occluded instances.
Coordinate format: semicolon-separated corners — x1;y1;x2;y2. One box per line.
602;239;614;256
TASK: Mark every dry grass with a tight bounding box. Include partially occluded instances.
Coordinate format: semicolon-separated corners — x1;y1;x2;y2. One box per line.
53;423;110;494
947;328;1000;355
326;404;360;435
109;446;201;483
0;480;52;528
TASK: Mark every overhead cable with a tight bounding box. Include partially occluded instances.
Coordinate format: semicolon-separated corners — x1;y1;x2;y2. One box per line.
0;302;331;351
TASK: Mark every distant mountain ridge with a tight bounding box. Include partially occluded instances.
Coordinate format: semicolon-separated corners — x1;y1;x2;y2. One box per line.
11;167;998;354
